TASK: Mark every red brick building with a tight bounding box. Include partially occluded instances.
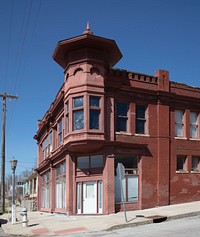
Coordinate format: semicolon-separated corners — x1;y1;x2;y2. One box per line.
34;25;200;215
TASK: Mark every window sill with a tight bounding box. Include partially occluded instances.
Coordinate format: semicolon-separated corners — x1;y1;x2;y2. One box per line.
116;132;132;136
191;171;200;174
115;132;150;137
189;138;200;141
175;137;187;140
176;170;189;174
175;137;200;141
135;133;150;137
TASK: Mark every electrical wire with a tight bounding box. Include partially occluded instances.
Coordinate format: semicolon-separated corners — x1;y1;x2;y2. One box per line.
4;0;14;92
7;1;42;131
6;0;31;131
12;0;33;94
1;1;42;177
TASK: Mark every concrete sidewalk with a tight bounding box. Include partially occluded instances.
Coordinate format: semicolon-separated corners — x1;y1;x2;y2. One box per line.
1;201;200;236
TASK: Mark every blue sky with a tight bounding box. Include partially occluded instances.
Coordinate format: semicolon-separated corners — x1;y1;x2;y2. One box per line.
1;0;200;176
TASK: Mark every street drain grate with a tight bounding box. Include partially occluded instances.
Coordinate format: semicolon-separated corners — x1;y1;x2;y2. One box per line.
146;215;167;223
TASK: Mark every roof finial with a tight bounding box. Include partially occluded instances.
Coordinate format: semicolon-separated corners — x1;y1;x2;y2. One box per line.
83;22;93;35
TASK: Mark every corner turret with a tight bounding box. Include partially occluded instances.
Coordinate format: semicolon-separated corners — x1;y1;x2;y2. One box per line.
52;24;122;69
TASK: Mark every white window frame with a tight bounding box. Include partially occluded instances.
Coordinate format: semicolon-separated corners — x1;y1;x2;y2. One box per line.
175;110;184;137
190;112;198;139
55;162;66;209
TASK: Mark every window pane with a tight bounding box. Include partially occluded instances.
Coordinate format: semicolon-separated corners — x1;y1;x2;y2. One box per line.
114;176;125;202
49;132;52;152
46;187;50;208
175;110;183;123
136;120;145;134
86;183;94;198
190;112;197;124
117;102;128;116
192;157;200;171
41;171;51;208
59;133;62;145
91;155;103;168
66;101;69;112
74;97;83;108
77;156;89;169
136;105;145;118
127;176;138;202
66;115;69;134
175;124;183;137
73;110;84;130
42;137;48;149
56;182;62;208
58;120;63;145
116;117;127;132
77;182;81;211
116;102;128;132
190;126;197;138
63;162;66;173
115;156;138;170
46;171;49;181
177;156;186;171
90;96;100;107
56;166;61;176
58;120;62;133
136;105;146;134
98;181;103;211
63;180;66;209
190;112;198;138
90;110;100;129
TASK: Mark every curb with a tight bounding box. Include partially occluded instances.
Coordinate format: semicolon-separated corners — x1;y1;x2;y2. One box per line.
166;211;200;221
106;211;200;232
106;219;153;231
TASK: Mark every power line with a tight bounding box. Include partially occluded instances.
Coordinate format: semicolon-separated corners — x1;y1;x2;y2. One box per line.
7;1;41;133
12;0;32;94
7;1;42;132
4;0;14;92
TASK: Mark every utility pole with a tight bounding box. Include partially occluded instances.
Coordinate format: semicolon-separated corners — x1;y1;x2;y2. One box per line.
0;93;18;213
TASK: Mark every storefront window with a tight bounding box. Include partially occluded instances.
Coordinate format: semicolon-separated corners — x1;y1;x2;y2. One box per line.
77;156;89;169
55;162;66;209
114;155;139;203
77;155;103;170
41;171;51;208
